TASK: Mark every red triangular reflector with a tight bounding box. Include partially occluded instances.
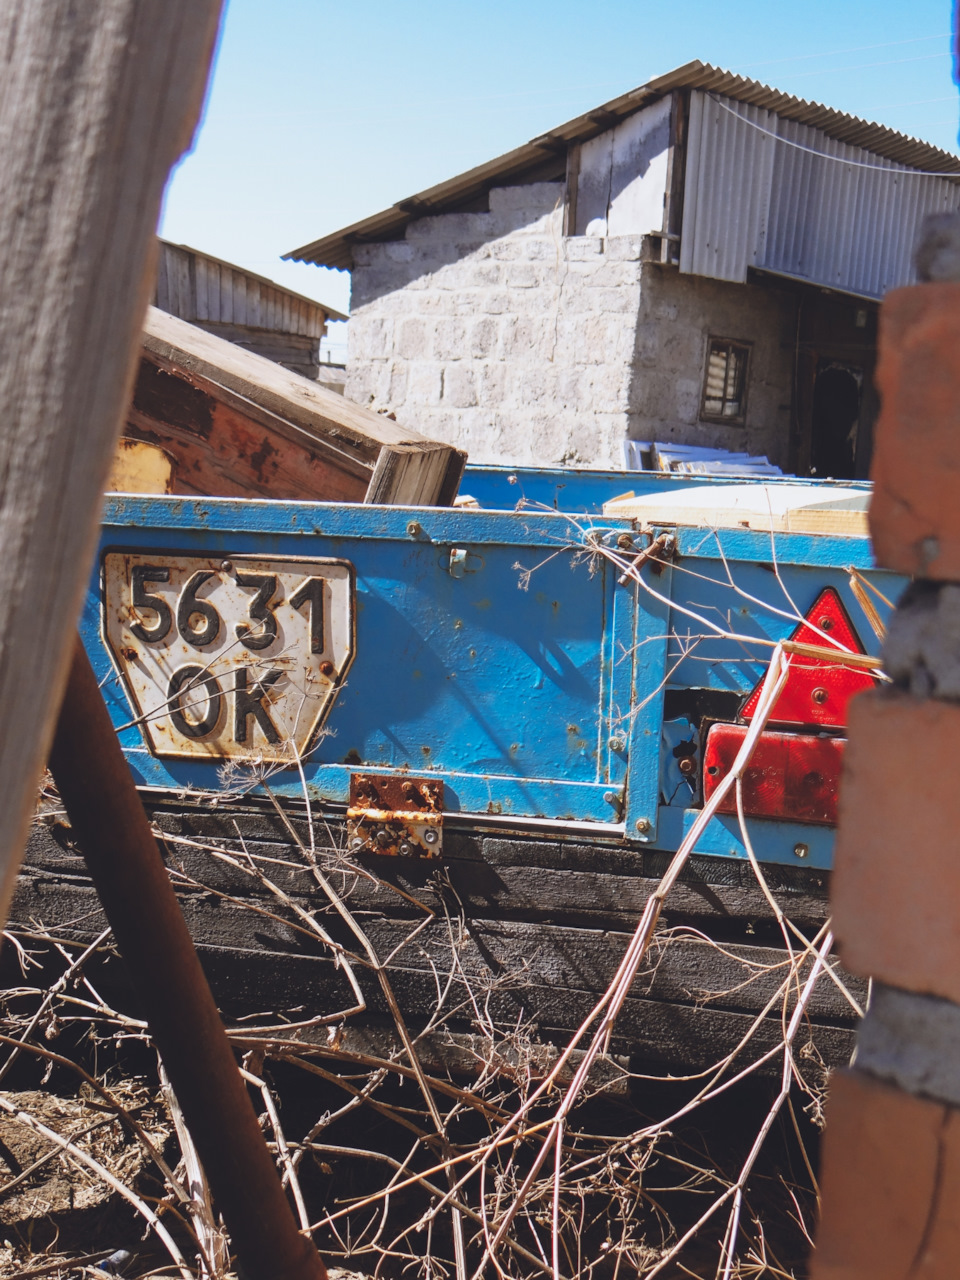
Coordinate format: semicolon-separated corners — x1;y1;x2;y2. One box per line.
740;587;875;728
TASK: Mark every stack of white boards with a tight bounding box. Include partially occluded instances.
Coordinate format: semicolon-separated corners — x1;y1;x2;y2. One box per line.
602;483;870;537
623;440;783;477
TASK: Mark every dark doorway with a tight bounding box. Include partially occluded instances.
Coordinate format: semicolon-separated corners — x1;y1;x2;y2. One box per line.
810;363;861;480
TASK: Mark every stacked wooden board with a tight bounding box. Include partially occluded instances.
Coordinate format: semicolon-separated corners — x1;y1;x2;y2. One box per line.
603;482;870;536
16;801;858;1079
121;307;465;506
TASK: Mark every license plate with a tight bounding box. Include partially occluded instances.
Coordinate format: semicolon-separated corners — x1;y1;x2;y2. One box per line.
102;551;355;764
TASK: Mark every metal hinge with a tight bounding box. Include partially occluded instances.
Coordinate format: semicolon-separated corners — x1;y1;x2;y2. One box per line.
347;773;443;859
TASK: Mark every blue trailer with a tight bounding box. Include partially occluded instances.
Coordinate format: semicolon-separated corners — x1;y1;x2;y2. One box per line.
18;467;899;1074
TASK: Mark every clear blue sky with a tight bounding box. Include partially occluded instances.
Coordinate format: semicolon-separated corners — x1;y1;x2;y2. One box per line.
159;0;960;358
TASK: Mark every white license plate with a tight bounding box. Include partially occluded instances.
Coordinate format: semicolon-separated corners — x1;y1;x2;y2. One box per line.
102;552;355;764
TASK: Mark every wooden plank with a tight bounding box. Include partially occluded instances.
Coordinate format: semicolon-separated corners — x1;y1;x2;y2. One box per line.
660;90;687;264
143;306;431;452
7;873;858;1072
15;839;844;1029
209;256;222;324
0;0;223;926
22;803;849;1083
27;816;832;939
329;1025;632;1095
3;916;833;1081
131;347;377;472
139;807;832;933
11;865;860;1027
175;250;193;321
603;482;870;536
143;307;465;505
155;247;171;313
563;143;580;237
193;945;858;1073
156;240;347;329
365;440;468;506
125;361;370;502
195;254;210;323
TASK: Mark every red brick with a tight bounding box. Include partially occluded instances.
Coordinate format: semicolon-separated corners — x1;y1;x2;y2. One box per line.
812;1070;960;1280
832;691;960;1001
870;282;960;578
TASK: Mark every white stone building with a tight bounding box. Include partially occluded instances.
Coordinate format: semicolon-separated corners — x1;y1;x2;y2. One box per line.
287;62;960;477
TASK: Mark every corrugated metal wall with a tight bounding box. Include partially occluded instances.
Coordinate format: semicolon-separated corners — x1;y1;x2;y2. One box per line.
155;242;327;338
680;90;960;297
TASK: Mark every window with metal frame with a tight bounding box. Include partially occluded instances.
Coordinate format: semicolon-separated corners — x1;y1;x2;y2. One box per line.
700;338;751;425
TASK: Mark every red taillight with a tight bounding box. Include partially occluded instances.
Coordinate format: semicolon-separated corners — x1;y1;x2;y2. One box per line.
702;722;845;825
740;586;875;729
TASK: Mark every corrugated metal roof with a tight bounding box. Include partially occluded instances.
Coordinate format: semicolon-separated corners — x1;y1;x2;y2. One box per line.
679;91;960;297
156;241;347;329
286;60;960;271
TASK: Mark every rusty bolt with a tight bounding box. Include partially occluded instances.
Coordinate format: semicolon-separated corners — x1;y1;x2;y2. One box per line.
635;818;652;835
818;615;833;632
616;533;634;550
678;756;696;777
812;687;828;705
319;661;335;677
793;842;809;859
220;560;234;574
407;521;423;538
398;842;413;857
375;830;391;848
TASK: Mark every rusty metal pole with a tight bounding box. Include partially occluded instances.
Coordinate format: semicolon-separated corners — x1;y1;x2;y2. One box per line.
48;639;327;1280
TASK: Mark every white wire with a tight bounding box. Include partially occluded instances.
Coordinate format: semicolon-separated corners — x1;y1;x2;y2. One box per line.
738;32;950;72
707;91;960;178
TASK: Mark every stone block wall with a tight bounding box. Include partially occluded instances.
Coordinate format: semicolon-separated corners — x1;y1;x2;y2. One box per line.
631;268;798;468
346;183;644;467
345;181;800;468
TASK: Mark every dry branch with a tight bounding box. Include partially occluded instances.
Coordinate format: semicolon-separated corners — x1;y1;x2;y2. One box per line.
0;520;877;1277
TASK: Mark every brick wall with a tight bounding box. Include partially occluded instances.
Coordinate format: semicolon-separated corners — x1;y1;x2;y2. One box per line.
809;282;960;1280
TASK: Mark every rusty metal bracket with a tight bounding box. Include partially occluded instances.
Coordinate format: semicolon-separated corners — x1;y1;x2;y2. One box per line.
347;773;443;859
617;532;676;585
49;639;326;1280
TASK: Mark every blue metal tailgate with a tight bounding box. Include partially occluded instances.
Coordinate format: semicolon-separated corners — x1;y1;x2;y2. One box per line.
85;496;663;829
84;481;905;870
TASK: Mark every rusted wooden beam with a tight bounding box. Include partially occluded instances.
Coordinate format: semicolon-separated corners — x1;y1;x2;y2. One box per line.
49;640;326;1280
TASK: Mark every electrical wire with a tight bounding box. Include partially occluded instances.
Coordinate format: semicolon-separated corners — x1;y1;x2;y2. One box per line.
706;92;960;176
738;31;950;72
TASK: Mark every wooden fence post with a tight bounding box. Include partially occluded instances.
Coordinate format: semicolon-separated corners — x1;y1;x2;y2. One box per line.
0;1;221;923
